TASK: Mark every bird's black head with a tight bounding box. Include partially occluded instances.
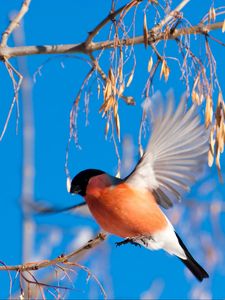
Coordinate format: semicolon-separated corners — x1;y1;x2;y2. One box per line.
70;169;105;196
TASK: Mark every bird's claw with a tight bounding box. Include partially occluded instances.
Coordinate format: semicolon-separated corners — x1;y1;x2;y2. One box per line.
115;238;141;247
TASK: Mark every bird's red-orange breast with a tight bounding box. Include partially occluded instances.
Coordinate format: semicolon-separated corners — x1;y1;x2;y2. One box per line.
85;174;168;238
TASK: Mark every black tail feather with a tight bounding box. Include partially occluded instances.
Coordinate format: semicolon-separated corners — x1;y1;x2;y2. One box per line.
175;232;209;282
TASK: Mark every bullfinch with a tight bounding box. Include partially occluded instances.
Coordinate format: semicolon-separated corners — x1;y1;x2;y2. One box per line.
70;98;209;281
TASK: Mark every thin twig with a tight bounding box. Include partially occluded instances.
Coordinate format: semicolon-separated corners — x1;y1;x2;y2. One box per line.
153;0;192;32
20;271;71;291
1;0;31;47
65;261;107;300
85;2;128;45
0;59;23;141
89;53;107;81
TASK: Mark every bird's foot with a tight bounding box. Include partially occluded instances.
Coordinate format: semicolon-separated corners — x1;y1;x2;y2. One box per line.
115;238;141;248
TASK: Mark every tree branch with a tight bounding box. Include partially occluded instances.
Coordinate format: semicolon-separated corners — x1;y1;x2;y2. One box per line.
0;233;107;272
0;22;223;59
85;3;128;45
153;0;192;31
0;0;31;47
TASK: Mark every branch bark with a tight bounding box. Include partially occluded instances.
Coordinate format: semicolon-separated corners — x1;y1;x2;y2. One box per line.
85;3;128;45
1;0;31;47
0;22;223;59
0;233;107;272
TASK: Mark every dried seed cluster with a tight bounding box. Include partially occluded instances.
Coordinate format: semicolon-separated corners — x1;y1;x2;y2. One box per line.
207;93;225;180
160;60;170;82
99;67;122;141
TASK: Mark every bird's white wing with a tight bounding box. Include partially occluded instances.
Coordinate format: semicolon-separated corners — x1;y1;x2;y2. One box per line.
126;96;209;209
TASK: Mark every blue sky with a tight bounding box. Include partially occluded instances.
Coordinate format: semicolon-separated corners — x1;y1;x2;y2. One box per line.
0;0;225;299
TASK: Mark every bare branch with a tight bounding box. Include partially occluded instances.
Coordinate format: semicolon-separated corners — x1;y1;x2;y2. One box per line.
0;59;23;141
65;261;107;299
0;43;86;59
0;0;31;47
0;21;223;59
85;2;128;45
154;0;192;31
89;53;107;81
0;233;107;272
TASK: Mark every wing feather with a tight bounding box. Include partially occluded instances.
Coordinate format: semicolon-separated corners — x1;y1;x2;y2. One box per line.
126;96;209;209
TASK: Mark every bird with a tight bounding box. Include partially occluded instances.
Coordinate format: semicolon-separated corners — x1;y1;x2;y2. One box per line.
69;96;209;282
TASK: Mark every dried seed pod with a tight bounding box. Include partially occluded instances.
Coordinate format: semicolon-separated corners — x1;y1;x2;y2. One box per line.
118;65;123;84
148;56;153;73
209;7;216;22
109;68;117;96
118;83;125;97
216;149;221;171
215;134;223;182
103;78;112;102
143;13;148;48
192;90;200;105
205;95;213;128
208;148;214;167
160;60;165;79
113;101;118;118
108;68;115;86
218;92;223;106
222;20;225;33
119;49;124;83
219;112;224;153
209;127;215;154
160;60;170;82
224;122;225;143
99;95;115;117
220;129;224;153
105;119;110;137
193;75;200;90
164;63;170;81
115;114;120;141
122;95;135;105
126;69;134;87
208;126;215;167
215;93;223;125
216;124;223;154
99;102;107;116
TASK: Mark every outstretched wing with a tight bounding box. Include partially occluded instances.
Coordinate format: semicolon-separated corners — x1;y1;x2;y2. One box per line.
126;96;209;209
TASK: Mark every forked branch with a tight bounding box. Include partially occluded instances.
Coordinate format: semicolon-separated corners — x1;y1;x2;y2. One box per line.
0;233;107;272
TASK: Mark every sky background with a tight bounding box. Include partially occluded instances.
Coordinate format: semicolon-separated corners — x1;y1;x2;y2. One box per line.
0;0;225;299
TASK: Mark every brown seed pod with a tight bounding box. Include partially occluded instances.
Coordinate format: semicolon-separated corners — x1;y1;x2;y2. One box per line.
205;95;213;128
222;20;225;33
143;13;149;48
209;7;216;22
126;70;134;87
148;56;153;73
